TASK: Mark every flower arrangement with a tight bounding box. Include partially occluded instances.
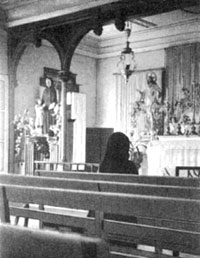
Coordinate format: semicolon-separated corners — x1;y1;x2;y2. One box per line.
13;109;35;161
129;139;147;169
48;103;62;138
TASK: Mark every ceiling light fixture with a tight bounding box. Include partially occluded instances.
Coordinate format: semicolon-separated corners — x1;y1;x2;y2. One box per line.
118;21;136;84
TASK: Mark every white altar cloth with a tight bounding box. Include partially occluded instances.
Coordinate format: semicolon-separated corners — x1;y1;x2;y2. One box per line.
146;136;200;176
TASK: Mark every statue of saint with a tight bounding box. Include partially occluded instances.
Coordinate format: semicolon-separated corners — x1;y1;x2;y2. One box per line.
146;72;163;134
41;77;57;134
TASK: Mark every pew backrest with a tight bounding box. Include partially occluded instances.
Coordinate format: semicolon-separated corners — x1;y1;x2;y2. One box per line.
0;174;200;199
35;170;200;187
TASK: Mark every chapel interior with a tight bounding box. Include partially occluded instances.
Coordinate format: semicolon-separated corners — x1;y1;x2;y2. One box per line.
0;2;200;258
0;0;199;177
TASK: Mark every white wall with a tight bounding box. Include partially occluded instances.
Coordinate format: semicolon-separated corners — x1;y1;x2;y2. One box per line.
71;53;97;127
95;49;165;128
96;56;118;127
15;42;60;118
15;42;97;129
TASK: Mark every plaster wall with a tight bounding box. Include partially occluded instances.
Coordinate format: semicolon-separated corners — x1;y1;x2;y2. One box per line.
96;49;165;127
15;43;97;128
15;43;60;119
96;56;118;127
71;53;97;127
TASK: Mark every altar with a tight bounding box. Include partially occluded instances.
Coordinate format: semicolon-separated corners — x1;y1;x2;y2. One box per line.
146;136;200;176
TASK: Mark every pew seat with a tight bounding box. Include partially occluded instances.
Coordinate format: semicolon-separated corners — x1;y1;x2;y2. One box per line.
0;223;109;258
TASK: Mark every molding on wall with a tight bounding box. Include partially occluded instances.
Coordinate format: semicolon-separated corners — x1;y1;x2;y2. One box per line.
40;16;200;59
76;17;200;58
75;49;99;59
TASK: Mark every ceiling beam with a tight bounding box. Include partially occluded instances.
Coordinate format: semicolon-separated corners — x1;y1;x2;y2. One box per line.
7;0;198;38
6;0;121;27
6;0;198;29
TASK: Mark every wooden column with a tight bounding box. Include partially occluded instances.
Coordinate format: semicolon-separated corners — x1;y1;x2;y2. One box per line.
58;71;68;162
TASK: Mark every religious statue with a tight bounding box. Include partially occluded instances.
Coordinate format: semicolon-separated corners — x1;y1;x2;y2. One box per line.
146;72;163;134
41;77;57;134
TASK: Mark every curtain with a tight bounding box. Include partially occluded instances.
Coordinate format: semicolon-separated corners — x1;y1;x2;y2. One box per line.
166;42;200;106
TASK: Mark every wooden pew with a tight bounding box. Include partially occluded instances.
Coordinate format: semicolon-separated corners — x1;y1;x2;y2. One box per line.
35;170;200;187
2;173;200;238
1;173;200;234
0;183;200;258
0;174;200;200
0;223;109;258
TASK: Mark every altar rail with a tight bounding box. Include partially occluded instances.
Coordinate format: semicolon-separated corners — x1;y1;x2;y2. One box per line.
1;181;200;258
33;161;99;173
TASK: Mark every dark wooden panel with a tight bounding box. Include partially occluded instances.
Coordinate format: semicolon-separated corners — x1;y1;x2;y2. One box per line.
86;128;113;163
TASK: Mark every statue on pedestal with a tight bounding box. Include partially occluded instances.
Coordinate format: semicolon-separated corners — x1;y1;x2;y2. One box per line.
146;72;163;134
41;77;57;134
